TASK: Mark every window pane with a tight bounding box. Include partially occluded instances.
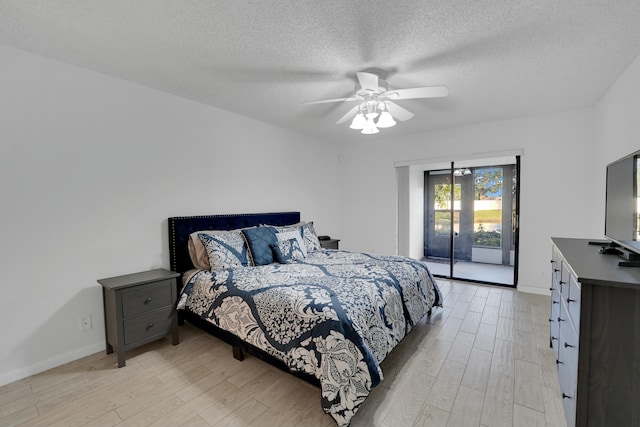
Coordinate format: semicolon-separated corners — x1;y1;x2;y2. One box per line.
473;168;502;247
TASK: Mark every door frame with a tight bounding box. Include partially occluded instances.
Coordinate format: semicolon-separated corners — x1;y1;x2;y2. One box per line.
422;157;521;287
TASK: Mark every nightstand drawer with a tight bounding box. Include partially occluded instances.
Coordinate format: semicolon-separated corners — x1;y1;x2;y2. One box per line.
122;280;173;317
320;239;340;249
123;308;173;345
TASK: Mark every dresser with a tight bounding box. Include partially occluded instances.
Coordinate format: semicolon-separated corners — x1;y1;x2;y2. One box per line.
550;238;640;427
99;268;180;367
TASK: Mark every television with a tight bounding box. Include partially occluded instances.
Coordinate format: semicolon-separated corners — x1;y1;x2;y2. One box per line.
604;150;640;258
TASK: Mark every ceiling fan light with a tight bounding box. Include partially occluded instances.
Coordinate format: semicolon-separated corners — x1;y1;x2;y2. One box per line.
361;126;379;135
365;112;379;119
376;111;396;128
361;118;379;134
349;113;366;129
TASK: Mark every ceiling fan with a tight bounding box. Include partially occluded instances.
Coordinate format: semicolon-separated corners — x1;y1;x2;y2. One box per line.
302;71;449;134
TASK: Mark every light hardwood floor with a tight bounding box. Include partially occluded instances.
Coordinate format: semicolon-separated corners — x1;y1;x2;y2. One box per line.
0;279;567;427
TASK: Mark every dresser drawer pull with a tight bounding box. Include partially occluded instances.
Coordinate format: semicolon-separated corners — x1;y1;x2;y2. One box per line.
557;317;565;322
554;269;560;273
567;297;576;303
556;359;563;364
146;322;154;331
549;287;554;291
144;297;153;305
552;300;559;304
551;336;558;341
562;393;572;399
564;342;574;348
559;280;566;285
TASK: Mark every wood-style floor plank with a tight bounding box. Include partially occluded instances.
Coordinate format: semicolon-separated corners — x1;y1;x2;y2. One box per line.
0;279;568;427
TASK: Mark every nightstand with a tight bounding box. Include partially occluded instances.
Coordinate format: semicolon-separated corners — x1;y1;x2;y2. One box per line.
320;239;340;249
98;268;180;367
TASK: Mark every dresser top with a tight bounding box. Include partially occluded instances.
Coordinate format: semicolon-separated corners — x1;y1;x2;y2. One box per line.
97;268;179;290
552;237;640;289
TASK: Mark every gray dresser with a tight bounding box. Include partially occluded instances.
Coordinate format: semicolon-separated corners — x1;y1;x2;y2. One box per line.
550;238;640;427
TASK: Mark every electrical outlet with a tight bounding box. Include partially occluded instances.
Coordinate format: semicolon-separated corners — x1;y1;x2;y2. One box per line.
79;315;92;332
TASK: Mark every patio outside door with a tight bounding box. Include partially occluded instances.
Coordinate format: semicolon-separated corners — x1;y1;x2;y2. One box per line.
423;159;519;286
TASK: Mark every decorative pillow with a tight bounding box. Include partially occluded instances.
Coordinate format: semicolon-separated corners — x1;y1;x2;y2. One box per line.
276;229;307;257
188;228;255;269
189;230;225;269
242;226;278;266
198;232;250;270
301;222;322;252
271;238;306;264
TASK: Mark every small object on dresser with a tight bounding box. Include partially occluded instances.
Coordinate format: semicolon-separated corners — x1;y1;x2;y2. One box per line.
320;238;340;249
98;268;180;367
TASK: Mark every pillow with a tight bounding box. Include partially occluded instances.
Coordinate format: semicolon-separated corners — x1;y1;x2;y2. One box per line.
188;230;227;269
301;222;322;252
276;229;307;257
271;238;306;264
242;226;278;265
198;232;250;270
188;227;256;269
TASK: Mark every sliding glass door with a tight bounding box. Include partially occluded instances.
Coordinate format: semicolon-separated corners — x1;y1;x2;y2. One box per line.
423;158;519;286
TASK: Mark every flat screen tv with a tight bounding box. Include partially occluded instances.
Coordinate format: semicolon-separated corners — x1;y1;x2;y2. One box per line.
605;150;640;256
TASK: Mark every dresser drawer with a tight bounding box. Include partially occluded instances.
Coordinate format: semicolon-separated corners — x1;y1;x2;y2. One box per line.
550;282;561;357
566;273;581;330
123;308;173;345
558;315;578;427
560;263;572;297
122;280;173;317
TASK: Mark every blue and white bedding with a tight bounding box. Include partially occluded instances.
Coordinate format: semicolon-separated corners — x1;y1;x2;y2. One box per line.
178;249;441;426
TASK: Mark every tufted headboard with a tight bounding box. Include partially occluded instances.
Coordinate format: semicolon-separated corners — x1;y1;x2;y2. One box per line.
168;211;301;273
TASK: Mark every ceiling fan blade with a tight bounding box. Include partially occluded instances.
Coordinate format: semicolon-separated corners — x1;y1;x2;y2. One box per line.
356;72;379;93
384;85;449;100
385;101;414;121
301;96;359;105
336;105;359;125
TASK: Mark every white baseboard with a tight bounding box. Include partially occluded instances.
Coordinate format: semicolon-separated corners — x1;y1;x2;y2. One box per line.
0;342;105;387
517;284;550;296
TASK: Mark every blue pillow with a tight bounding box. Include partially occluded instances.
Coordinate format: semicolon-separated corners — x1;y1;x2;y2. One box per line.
271;238;306;264
198;232;249;270
242;226;277;265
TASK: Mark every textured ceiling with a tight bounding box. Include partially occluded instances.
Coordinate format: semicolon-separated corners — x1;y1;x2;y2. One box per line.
2;1;640;143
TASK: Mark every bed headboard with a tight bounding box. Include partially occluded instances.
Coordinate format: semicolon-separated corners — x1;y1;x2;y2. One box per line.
168;211;301;273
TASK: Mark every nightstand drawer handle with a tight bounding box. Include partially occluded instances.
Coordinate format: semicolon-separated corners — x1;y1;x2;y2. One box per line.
146;322;154;331
144;297;153;305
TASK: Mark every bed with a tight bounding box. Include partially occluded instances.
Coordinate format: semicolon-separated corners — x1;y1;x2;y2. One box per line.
168;212;441;426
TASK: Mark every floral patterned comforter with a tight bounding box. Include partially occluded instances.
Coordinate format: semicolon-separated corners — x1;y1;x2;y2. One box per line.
177;250;441;426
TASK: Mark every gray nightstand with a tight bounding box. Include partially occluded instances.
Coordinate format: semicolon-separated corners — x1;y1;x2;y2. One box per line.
98;268;180;367
320;238;340;249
